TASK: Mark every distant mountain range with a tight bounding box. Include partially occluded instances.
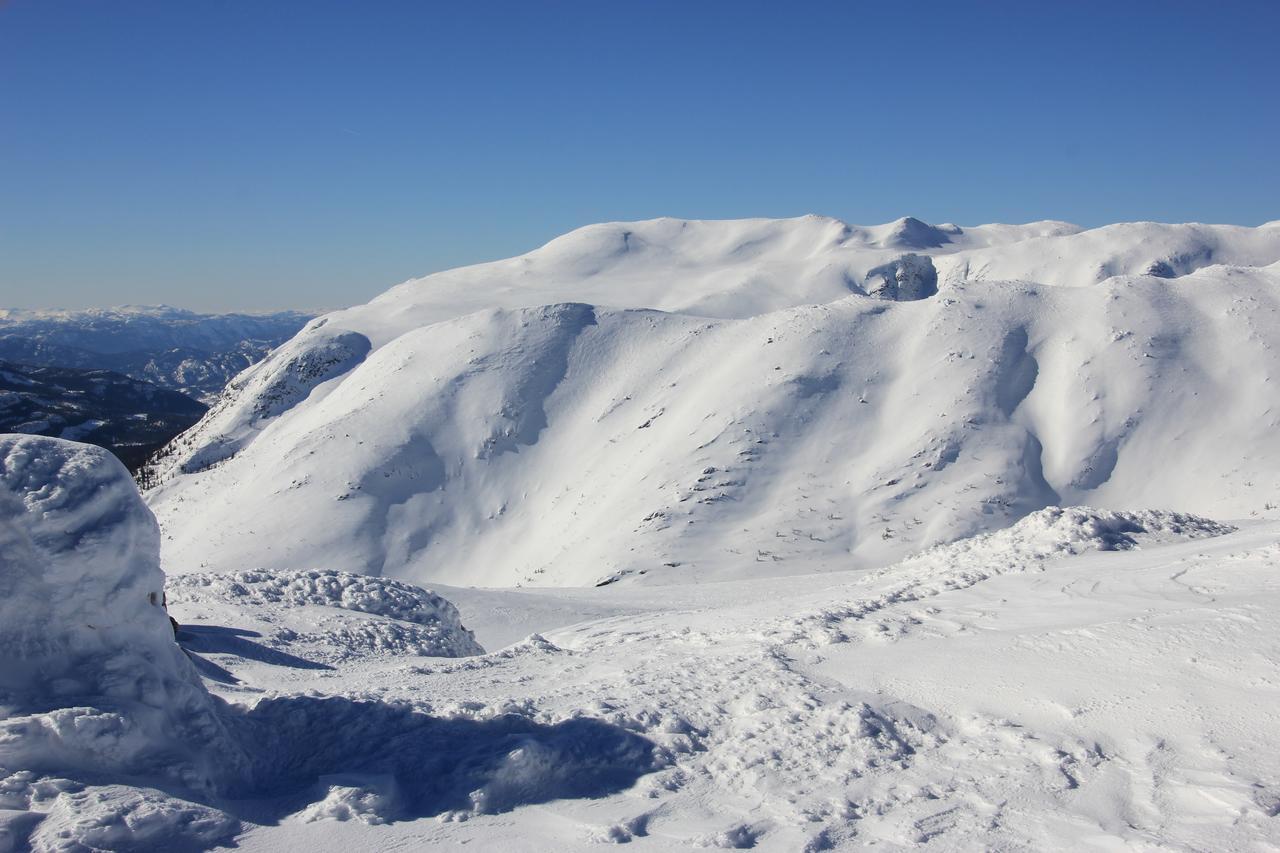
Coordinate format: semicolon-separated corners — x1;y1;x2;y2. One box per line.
0;360;208;471
0;306;313;470
0;306;313;403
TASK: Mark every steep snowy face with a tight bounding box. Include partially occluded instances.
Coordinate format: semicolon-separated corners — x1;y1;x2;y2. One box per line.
144;219;1280;587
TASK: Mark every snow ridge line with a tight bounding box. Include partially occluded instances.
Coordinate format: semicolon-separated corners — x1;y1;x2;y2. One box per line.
761;506;1234;648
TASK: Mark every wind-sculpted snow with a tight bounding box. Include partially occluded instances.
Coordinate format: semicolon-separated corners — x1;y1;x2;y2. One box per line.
146;218;1280;587
0;434;247;850
762;506;1236;648
913;504;1235;564
168;568;484;660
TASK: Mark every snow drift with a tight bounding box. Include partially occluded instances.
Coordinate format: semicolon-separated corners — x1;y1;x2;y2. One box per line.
143;217;1280;588
168;568;484;662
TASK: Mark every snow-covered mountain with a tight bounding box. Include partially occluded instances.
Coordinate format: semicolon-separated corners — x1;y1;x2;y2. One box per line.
0;305;313;403
143;216;1280;587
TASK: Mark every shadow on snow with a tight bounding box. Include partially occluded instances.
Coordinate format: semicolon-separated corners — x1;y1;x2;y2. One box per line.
178;624;335;675
221;695;665;824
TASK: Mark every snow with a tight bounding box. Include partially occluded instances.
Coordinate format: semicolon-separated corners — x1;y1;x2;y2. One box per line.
0;434;245;850
143;217;1280;588
167;568;484;663
6;215;1280;850
3;432;1280;849
169;506;1277;851
4;435;629;851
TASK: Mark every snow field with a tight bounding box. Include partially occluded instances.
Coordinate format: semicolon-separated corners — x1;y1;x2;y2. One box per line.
165;505;1279;850
7;214;1280;850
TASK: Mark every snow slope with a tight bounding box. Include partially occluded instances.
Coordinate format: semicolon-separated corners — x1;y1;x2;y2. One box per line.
144;217;1280;587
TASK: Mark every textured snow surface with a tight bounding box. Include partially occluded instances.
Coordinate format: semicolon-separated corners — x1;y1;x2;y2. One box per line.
10;216;1280;850
0;434;246;851
4;437;661;852
4;438;1278;849
167;568;484;661
145;216;1280;587
170;505;1278;851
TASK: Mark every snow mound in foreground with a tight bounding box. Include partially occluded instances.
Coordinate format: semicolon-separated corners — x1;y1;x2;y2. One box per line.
0;434;247;850
0;436;654;848
168;569;484;660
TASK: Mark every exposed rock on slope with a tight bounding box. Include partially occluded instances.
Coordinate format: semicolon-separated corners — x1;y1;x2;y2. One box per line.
863;253;938;300
143;217;1280;587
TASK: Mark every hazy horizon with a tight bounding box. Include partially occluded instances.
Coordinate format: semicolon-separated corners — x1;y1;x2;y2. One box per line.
2;0;1277;312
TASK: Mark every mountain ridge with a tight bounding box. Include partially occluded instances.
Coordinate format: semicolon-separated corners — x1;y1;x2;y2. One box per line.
143;217;1280;586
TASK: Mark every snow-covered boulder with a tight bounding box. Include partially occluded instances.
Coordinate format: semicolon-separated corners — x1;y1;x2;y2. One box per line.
0;434;245;849
863;253;939;300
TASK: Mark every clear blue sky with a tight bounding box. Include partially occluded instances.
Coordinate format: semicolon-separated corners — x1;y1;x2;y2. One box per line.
2;0;1277;312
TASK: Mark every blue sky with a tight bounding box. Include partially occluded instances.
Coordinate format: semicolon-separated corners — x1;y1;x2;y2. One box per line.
2;0;1277;311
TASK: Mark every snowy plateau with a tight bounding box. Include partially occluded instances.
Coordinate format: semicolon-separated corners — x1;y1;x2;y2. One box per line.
3;216;1280;851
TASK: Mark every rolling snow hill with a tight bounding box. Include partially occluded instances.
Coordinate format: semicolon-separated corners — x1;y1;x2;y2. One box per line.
143;216;1280;587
